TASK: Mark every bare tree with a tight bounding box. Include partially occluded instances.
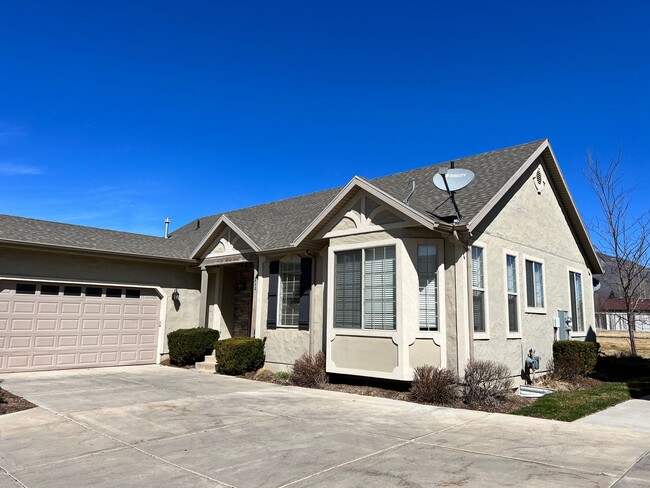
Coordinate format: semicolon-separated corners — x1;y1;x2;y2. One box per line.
586;151;650;355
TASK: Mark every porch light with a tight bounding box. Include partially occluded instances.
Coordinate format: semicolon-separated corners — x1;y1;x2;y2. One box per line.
171;289;180;302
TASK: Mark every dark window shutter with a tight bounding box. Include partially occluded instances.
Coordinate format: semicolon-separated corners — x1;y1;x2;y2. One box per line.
298;257;312;330
267;261;279;329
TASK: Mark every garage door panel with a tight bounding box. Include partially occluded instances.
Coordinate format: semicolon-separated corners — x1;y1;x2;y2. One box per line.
57;336;78;347
81;336;99;346
123;304;140;315
102;335;119;346
0;281;161;373
83;303;102;314
8;336;32;349
12;302;35;313
104;304;122;314
123;320;139;330
79;352;98;365
33;354;54;367
119;351;137;362
34;336;56;348
7;356;30;368
61;303;81;314
82;319;101;330
37;302;59;314
36;319;57;330
56;353;77;366
11;319;33;331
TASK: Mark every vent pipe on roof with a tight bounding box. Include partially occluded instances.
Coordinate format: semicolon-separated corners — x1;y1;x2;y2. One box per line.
403;180;416;205
164;217;171;239
196;219;201;230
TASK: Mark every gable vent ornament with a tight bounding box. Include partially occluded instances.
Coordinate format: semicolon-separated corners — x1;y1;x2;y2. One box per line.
533;165;546;194
432;161;475;224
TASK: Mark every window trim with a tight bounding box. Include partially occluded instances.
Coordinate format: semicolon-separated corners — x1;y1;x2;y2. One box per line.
471;242;489;340
567;267;586;336
503;250;521;339
416;242;440;332
277;257;302;328
523;255;547;314
328;237;401;336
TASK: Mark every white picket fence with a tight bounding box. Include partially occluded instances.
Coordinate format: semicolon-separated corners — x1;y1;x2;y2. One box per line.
595;312;650;332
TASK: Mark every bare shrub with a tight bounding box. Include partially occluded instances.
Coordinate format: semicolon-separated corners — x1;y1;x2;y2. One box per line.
410;365;458;405
463;359;513;405
292;352;328;388
547;357;581;383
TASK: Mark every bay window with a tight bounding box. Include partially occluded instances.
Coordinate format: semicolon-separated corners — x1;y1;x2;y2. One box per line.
334;246;396;330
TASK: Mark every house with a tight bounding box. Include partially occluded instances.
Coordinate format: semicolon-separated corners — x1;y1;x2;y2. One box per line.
0;139;603;381
596;298;650;332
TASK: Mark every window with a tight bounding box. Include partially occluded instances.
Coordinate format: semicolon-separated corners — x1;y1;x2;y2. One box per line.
418;244;438;331
16;283;36;294
335;246;396;330
41;285;60;296
525;259;544;309
106;288;122;298
85;287;103;297
125;289;141;299
472;246;486;333
506;255;518;333
278;260;301;327
569;271;584;332
63;286;82;296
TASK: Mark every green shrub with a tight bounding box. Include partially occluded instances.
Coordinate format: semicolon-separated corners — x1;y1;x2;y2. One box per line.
214;338;266;375
553;340;599;375
548;357;581;383
292;352;328;388
167;328;220;366
463;359;513;405
410;365;458;405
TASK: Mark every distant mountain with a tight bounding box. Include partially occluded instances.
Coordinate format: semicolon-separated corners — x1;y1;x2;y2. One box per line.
595;252;650;300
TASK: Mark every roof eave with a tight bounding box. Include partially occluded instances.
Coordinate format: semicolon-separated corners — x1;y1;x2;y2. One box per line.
0;238;197;264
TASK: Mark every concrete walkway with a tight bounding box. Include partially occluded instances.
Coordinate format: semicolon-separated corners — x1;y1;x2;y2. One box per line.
576;395;650;433
0;365;649;487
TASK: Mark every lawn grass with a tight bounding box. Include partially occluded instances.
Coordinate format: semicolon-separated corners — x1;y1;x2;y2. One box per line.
513;378;650;422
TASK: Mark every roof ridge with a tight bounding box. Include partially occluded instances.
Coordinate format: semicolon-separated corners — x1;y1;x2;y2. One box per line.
368;139;547;183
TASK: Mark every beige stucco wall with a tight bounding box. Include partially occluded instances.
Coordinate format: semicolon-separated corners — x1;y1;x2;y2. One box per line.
470;162;596;379
255;253;315;371
0;246;201;355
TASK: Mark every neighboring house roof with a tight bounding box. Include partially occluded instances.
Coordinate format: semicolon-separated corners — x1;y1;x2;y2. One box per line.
602;298;650;312
0;139;602;272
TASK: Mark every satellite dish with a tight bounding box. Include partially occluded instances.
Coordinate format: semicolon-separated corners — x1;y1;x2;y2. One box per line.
433;168;475;192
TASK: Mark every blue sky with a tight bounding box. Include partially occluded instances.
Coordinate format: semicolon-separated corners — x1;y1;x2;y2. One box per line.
1;1;648;243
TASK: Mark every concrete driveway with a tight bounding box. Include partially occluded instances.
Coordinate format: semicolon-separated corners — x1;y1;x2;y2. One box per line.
0;366;649;488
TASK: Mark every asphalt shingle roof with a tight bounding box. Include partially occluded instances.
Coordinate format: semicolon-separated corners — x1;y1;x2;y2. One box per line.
0;140;546;261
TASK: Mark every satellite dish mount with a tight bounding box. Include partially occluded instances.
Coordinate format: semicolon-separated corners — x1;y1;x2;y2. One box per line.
432;161;475;224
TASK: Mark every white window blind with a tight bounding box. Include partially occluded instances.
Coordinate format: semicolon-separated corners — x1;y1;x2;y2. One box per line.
525;260;544;308
472;246;486;333
364;247;396;330
506;254;518;333
417;244;438;331
569;271;584;331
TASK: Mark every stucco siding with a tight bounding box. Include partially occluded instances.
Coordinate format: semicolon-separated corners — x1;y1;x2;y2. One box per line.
0;246;201;355
470;163;596;378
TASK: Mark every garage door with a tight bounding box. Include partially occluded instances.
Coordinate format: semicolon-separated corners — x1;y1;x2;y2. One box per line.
0;280;161;373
